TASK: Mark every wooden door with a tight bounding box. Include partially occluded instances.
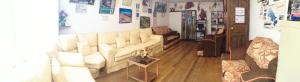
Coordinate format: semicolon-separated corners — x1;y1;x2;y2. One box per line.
224;0;250;59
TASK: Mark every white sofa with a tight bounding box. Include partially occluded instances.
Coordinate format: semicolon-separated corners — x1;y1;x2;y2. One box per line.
51;52;96;82
54;28;163;74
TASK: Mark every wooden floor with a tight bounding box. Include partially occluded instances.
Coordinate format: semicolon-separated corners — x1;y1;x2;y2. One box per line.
96;41;222;82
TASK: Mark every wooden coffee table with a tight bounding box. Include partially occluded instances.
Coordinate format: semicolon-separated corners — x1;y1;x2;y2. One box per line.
127;56;160;82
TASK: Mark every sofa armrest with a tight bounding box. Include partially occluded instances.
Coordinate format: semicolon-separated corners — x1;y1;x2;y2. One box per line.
98;44;117;67
56;52;85;67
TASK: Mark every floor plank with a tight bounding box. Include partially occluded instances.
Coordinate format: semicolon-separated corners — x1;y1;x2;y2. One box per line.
96;41;222;82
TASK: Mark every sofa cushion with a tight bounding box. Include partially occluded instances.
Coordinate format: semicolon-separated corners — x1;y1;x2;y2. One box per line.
140;32;151;43
98;32;117;48
84;53;105;69
247;37;279;69
116;37;127;48
61;67;95;82
76;32;98;53
77;42;91;56
129;29;141;45
58;34;78;51
222;60;250;82
118;31;130;42
57;52;85;67
114;47;136;61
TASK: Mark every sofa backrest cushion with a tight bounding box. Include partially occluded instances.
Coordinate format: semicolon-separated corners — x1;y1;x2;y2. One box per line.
129;29;141;45
98;32;117;48
76;32;98;53
246;37;279;69
140;28;153;43
152;26;171;35
77;41;91;56
58;34;78;52
116;37;128;48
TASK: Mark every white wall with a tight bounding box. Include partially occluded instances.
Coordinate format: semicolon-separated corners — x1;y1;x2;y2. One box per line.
60;0;169;32
0;0;58;81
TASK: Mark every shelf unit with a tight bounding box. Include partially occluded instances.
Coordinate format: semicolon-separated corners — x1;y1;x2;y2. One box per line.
211;11;224;34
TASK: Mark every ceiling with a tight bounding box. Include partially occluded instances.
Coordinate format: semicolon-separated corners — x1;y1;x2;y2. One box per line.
166;0;222;3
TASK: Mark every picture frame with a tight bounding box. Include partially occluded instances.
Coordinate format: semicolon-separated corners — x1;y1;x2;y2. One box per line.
140;16;150;28
119;8;132;23
99;0;116;14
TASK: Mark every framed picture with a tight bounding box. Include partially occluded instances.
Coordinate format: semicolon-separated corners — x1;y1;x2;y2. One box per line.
99;0;116;14
70;0;95;5
122;0;132;6
140;16;150;28
119;8;132;23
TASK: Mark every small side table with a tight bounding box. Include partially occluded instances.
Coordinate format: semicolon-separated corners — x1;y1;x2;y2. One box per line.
127;56;160;82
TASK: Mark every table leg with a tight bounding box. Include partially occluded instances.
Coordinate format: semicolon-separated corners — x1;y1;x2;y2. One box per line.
145;67;147;82
156;63;159;76
127;61;129;80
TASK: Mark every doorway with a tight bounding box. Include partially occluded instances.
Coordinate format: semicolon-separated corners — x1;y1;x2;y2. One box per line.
181;10;197;40
223;0;250;59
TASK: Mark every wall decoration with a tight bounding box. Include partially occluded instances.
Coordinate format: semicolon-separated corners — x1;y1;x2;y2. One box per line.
136;4;140;13
140;16;150;28
185;2;194;9
136;13;139;17
142;0;150;6
288;0;300;21
70;0;95;5
156;3;167;13
59;10;69;27
142;0;150;12
148;9;152;13
75;3;87;13
257;0;288;28
119;8;132;23
59;10;72;35
199;9;207;20
99;0;116;14
122;0;132;6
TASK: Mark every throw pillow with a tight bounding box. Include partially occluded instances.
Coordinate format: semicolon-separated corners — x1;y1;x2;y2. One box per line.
130;29;141;45
246;37;279;69
77;42;91;56
58;34;78;51
140;32;150;43
116;37;127;48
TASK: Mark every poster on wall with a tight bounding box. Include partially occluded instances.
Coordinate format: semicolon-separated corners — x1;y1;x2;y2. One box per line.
99;0;116;14
235;7;245;23
70;0;95;5
122;0;132;6
119;8;132;23
257;0;287;28
59;10;72;35
142;0;150;12
140;16;150;28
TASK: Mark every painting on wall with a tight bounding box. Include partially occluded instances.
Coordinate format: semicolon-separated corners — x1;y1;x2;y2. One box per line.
59;10;72;35
142;0;150;12
119;8;132;23
257;0;287;28
70;0;95;5
140;16;150;28
122;0;132;6
99;0;116;14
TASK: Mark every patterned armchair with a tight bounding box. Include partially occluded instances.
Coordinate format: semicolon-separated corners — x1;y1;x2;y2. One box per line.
222;37;279;82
